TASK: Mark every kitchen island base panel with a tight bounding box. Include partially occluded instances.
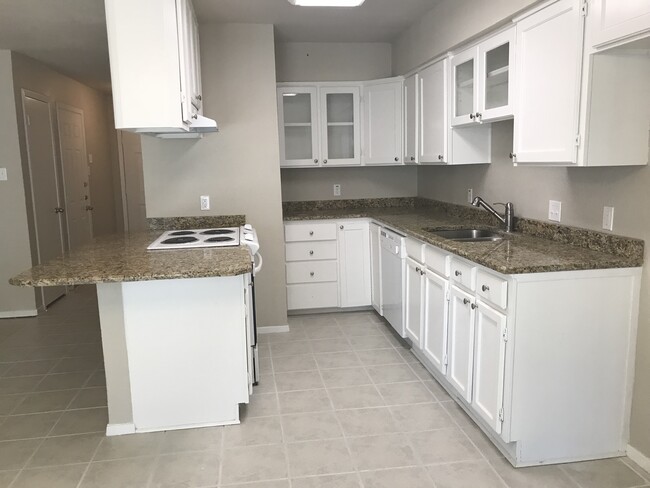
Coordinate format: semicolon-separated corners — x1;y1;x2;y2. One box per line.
97;276;250;435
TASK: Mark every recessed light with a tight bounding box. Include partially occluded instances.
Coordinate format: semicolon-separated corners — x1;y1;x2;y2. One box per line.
288;0;366;7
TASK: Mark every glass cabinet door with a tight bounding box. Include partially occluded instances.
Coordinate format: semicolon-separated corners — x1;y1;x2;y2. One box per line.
320;86;361;166
278;87;320;167
451;49;478;126
479;27;515;122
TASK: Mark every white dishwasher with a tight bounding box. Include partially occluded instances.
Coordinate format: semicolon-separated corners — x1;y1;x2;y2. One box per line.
380;228;406;338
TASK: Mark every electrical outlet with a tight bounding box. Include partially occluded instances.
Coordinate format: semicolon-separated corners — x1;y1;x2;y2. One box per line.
467;188;473;204
0;168;7;181
200;195;210;211
548;200;562;222
603;206;614;231
333;184;341;197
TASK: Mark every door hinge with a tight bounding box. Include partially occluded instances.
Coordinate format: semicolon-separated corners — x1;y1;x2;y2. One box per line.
498;408;504;422
502;327;508;343
581;0;588;17
575;133;581;147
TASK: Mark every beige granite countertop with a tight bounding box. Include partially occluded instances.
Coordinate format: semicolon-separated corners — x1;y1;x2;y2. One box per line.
9;231;253;287
283;203;644;275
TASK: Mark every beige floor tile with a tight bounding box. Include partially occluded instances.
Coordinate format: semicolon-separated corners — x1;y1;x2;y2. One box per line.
397;348;420;363
281;411;342;442
622;457;650;481
489;456;578;488
160;426;222;453
12;464;87;488
303;325;345;340
275;371;323;392
222;481;289;488
68;387;107;409
12;389;78;414
150;451;220;488
291;473;361;488
270;341;313;358
428;460;507;488
0;375;43;395
301;315;339;327
376;381;435;405
422;379;452;401
562;458;646;488
278;389;332;414
328;385;385;409
94;431;163;460
320;367;372;388
310;338;352;354
272;354;317;373
0;411;61;440
335;313;377;325
0;438;41;470
336;407;399;437
366;363;419;384
0;470;17;488
390;402;454;432
287;438;353;477
49;407;107;435
340;323;386;337
441;401;476;428
254;375;277;394
29;433;102;467
84;370;106;388
51;356;100;373
221;444;287;485
260;328;307;343
314;352;362;370
407;360;437;381
0;394;24;415
347;433;418;470
242;393;279;418
347;335;393;351
3;360;57;377
461;423;506;460
360;466;433;488
409;428;481;464
355;348;405;366
80;457;156;488
35;371;92;392
258;343;271;359
224;416;283;448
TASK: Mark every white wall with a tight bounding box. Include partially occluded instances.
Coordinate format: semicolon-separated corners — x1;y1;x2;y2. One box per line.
141;24;287;328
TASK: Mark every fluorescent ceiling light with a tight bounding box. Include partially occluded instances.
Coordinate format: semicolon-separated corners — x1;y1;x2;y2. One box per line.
288;0;366;7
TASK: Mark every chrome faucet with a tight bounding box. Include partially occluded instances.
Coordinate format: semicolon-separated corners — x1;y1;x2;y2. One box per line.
472;197;514;233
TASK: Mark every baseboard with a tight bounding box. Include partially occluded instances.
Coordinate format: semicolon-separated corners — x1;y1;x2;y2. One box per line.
106;423;136;436
0;309;38;319
627;444;650;473
258;325;290;334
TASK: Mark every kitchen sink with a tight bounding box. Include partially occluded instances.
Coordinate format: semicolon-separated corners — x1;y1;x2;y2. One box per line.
425;228;503;242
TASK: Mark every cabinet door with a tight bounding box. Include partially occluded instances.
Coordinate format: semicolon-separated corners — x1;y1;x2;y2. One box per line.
419;59;448;163
423;269;450;374
451;47;479;127
176;0;196;124
370;223;382;314
338;221;371;307
320;86;361;166
278;87;320;168
404;74;418;164
592;0;650;48
447;286;476;402
363;81;403;165
513;0;585;164
405;258;424;348
478;27;515;122
472;301;507;434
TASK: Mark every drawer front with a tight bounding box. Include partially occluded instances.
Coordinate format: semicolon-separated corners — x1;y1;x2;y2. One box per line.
286;241;338;262
285;222;337;242
286;261;338;284
287;282;339;310
450;259;475;291
405;238;425;262
476;270;508;309
424;245;450;277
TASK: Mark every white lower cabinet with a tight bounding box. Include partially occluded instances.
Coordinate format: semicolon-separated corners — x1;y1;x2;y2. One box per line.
422;269;449;374
369;223;382;314
447;285;476;403
338;221;371;308
405;257;424;348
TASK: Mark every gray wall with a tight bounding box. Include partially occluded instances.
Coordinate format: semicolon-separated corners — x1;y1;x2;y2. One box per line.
395;0;650;458
141;23;287;328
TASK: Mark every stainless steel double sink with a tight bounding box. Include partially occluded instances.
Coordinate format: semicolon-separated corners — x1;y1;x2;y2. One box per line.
424;228;503;242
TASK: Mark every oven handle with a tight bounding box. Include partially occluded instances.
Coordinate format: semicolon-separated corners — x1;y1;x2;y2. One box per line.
253;253;263;276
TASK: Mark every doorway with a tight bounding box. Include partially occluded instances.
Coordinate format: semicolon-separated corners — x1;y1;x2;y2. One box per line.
118;130;147;232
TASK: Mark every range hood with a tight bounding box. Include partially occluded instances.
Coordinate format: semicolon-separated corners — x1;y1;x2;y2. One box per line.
134;115;219;139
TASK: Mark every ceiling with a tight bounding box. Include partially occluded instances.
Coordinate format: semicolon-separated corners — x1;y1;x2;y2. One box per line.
0;0;439;91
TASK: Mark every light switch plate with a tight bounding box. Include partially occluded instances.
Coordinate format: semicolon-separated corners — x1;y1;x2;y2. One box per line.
467;188;473;204
333;184;341;197
0;168;7;181
548;200;562;222
603;206;614;231
200;195;210;211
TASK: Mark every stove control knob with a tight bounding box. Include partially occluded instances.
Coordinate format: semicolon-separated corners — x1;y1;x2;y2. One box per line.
244;224;253;231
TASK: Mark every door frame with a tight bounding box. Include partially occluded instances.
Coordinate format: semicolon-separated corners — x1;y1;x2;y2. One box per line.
116;130;130;232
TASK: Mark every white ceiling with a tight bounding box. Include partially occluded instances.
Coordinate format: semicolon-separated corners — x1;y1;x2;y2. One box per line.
0;0;439;91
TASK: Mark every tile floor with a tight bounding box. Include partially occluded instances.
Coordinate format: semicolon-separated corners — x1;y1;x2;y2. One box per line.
0;286;648;487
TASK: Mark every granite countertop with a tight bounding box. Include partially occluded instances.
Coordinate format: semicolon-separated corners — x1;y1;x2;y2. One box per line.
10;216;252;287
283;200;644;275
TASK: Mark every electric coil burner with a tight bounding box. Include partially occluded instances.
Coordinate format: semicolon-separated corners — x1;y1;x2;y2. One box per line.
147;227;241;250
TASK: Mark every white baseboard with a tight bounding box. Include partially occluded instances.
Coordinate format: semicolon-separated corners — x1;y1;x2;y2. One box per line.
258;325;290;334
106;423;136;436
0;309;38;319
627;444;650;473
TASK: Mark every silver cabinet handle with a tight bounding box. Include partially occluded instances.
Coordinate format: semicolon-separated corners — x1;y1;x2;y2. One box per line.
310;272;315;277
309;231;314;236
482;284;490;292
309;250;314;255
54;207;65;213
471;303;477;310
455;270;462;277
463;298;470;305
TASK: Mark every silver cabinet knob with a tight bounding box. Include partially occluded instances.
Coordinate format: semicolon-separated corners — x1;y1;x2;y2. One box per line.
309;250;314;255
509;153;516;159
438;155;444;161
475;112;482;119
455;270;462;277
469;113;475;120
410;156;415;161
314;159;319;164
471;303;478;310
309;231;314;236
482;284;490;292
85;205;94;211
196;94;202;101
463;298;470;305
415;267;421;273
340;225;344;230
394;157;399;162
310;272;315;277
420;269;425;276
54;207;65;214
191;114;198;119
323;159;328;164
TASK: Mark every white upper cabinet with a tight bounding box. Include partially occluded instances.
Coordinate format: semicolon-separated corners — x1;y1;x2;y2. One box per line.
419;59;449;164
363;79;403;165
404;74;419;164
278;87;320;168
320;86;361;166
451;28;515;127
591;0;650;48
105;0;216;137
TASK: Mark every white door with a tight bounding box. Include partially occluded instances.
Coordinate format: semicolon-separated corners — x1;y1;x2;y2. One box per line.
451;47;479;127
471;301;507;434
363;80;403;165
320;86;361;166
478;27;516;122
369;223;382;314
119;131;147;232
278;87;320;167
447;285;476;402
419;59;448;163
591;0;650;48
404;74;418;164
57;104;93;250
22;92;66;308
405;257;424;348
422;269;449;374
338;221;371;307
512;0;585;164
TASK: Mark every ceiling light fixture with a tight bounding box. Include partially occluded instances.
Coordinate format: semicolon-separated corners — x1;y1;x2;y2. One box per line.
288;0;366;7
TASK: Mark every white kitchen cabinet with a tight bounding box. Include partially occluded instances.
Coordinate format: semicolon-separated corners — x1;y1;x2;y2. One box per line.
320;86;361;166
447;285;476;403
404;74;419;164
177;0;202;123
278;87;320;167
369;222;382;314
422;268;450;374
419;59;449;163
405;257;425;348
590;0;650;48
338;221;371;307
362;79;403;165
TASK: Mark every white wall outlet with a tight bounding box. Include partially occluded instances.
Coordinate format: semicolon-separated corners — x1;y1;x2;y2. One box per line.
200;195;210;211
603;206;615;231
333;184;341;197
548;200;562;222
0;168;7;181
467;188;473;204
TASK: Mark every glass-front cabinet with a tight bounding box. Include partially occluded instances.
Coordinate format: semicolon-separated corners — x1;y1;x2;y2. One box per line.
319;86;361;166
278;87;320;167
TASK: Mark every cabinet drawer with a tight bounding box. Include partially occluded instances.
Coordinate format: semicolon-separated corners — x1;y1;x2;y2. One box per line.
425;245;450;277
476;270;508;310
450;259;475;291
285;222;337;242
286;261;338;284
405;238;425;262
286;241;338;262
287;282;339;310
